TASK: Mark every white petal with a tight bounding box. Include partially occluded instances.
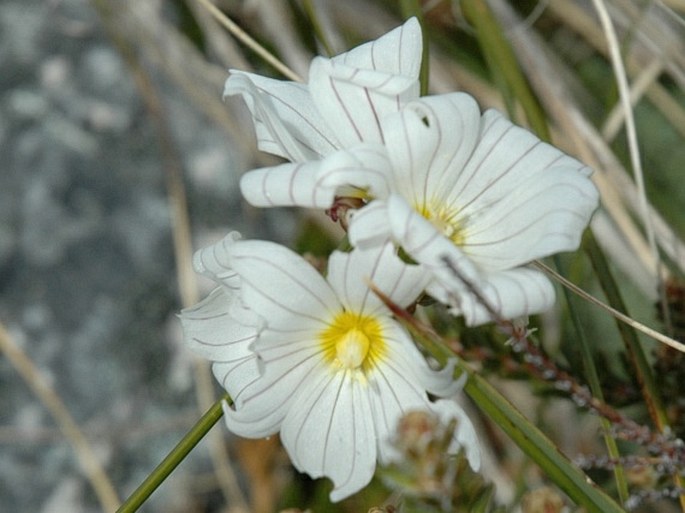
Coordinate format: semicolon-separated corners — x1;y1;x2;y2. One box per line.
347;200;392;249
367;356;436;465
386;194;481;284
331;17;423;78
179;289;253;362
223;348;327;438
461;167;599;271
445;109;593;216
326;244;429;316
428;267;556;326
430;399;481;471
212;357;261;406
379;320;462;397
180;287;261;401
227;240;341;331
367;318;463;466
240;160;338;209
224;71;338;161
240;144;392;209
381;93;481;203
251;327;322;363
192;231;243;284
309;57;419;147
317;143;392;199
280;370;377;502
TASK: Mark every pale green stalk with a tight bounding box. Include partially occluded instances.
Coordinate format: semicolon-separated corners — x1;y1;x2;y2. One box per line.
460;0;549;139
374;285;625;513
400;0;430;95
301;0;334;57
426;334;625;513
116;395;230;513
583;232;668;429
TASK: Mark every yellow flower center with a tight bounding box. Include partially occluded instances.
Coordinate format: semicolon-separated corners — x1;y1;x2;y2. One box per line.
319;311;385;373
417;201;465;246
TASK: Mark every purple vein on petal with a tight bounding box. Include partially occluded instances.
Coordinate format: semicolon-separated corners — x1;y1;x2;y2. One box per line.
255;85;338;151
356;248;385;314
321;373;348;473
464;208;586;248
364;87;384;144
329;77;364;143
190;330;254;348
234;253;335;322
447;123;514;207
292;370;337;463
238;352;324;420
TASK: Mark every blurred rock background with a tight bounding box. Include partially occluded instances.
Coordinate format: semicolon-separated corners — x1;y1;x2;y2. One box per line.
0;0;296;511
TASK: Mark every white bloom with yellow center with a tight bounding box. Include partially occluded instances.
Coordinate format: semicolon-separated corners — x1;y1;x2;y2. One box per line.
230;16;599;326
346;93;599;325
237;91;599;325
181;233;480;501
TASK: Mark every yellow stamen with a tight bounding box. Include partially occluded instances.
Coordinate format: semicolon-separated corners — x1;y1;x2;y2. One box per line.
417;201;465;246
319;311;385;373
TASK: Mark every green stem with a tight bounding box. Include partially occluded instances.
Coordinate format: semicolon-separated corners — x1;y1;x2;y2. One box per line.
460;0;549;140
116;395;230;513
555;256;629;504
400;0;429;95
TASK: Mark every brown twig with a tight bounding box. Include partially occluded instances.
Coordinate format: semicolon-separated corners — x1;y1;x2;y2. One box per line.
89;1;250;510
0;322;120;512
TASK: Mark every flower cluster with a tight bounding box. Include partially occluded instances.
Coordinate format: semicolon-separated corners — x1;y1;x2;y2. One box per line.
181;17;598;502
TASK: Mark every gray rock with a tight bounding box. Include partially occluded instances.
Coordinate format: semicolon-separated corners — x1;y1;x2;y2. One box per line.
0;0;296;511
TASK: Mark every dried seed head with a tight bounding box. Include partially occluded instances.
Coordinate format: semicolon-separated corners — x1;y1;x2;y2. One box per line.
521;486;565;513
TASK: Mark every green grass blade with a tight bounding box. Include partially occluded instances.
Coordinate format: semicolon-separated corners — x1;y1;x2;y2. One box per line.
301;0;334;57
583;232;667;428
583;231;685;510
556;256;629;504
373;289;625;512
460;0;549;139
463;370;625;513
400;0;429;95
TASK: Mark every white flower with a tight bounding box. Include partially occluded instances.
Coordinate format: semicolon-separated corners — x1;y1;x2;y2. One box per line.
238;91;599;325
225;17;421;161
226;16;598;325
346;94;599;324
225;18;422;207
181;233;480;501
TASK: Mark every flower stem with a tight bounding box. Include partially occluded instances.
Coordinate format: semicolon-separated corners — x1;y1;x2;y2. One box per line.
116;395;231;513
462;372;625;513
